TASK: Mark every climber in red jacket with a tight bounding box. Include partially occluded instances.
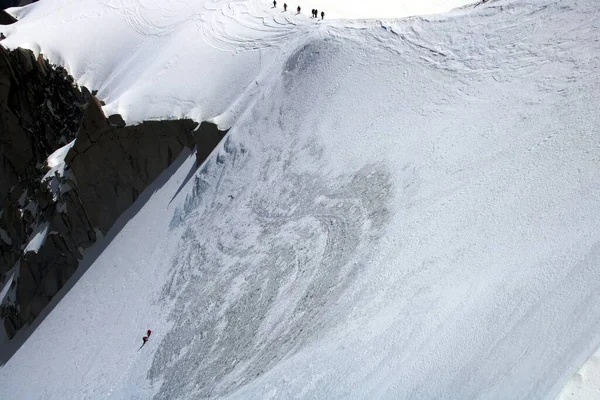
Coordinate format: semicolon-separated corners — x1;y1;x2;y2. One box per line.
139;329;153;350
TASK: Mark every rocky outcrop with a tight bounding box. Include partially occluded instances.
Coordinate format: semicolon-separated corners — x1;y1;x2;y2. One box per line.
0;10;17;25
0;46;83;201
0;46;85;336
0;0;37;14
0;45;84;293
0;45;223;339
65;92;196;234
194;121;228;167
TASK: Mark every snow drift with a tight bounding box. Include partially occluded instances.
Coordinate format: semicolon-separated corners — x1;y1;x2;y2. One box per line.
1;0;600;398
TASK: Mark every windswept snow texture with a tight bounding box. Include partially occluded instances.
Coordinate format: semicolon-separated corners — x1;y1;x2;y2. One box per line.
294;0;475;19
2;0;476;124
2;0;600;399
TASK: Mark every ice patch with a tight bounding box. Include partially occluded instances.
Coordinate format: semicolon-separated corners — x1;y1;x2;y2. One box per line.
42;141;77;202
23;222;49;254
43;140;75;182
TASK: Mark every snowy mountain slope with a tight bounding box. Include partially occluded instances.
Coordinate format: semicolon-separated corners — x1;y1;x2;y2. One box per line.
1;0;476;124
2;0;320;123
1;0;600;398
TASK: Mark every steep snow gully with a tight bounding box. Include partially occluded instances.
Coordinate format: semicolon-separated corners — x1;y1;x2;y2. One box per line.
2;0;600;398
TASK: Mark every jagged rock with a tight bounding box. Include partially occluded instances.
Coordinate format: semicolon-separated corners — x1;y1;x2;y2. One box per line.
2;302;21;339
107;113;126;128
67;97;196;233
1;199;24;242
0;44;225;340
0;11;17;26
65;89;109;157
51;189;96;253
194;121;228;166
0;200;23;276
0;45;84;199
0;45;85;337
19;230;79;324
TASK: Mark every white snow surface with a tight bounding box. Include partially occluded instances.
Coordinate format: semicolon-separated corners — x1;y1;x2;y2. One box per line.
23;222;49;254
1;0;600;399
42;140;77;202
298;0;476;19
42;140;74;181
558;347;600;400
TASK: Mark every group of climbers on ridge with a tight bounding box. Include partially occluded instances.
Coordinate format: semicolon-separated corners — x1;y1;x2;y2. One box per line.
273;1;325;20
311;8;324;19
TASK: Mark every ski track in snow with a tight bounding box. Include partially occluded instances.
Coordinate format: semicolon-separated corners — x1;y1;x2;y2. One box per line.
99;0;306;51
1;0;600;399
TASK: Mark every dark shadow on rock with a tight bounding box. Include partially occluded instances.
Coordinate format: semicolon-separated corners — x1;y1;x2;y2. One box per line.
0;0;37;13
0;11;16;25
169;161;198;206
0;44;228;356
64;96;196;234
0;45;86;339
194;121;228;167
169;121;229;205
0;59;196;345
0;149;192;366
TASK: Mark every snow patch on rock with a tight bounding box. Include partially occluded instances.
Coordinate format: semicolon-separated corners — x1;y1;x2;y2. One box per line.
23;222;49;254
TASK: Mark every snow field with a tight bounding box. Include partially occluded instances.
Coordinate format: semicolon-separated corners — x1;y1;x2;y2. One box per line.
278;0;477;19
0;0;600;399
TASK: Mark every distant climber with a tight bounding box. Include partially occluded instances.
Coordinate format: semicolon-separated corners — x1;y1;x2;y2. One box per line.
283;3;287;11
273;0;276;7
297;5;301;13
140;336;149;350
315;9;318;18
139;329;152;350
321;11;324;20
311;9;315;18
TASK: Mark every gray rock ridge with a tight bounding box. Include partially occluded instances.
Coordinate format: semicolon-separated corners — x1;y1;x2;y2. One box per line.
0;45;223;341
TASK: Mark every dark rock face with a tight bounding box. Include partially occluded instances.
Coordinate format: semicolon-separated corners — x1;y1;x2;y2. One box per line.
65;95;196;234
0;46;86;336
0;45;84;293
0;46;83;201
0;10;17;25
0;45;221;340
194;121;228;167
0;0;36;13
